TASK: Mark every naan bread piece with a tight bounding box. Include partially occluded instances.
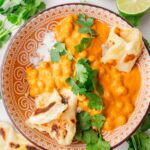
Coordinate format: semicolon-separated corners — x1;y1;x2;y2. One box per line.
0;122;38;150
101;26;143;72
48;89;77;145
27;89;68;125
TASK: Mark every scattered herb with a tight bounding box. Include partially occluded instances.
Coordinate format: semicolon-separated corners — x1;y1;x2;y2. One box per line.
76;111;110;150
127;111;150;150
91;114;105;129
74;14;97;53
140;112;150;132
75;37;92;52
74;63;88;84
66;58;104;110
0;0;4;7
0;0;46;48
50;42;73;63
85;92;103;110
66;77;87;95
0;0;46;24
76;14;96;37
144;39;150;50
0;20;12;48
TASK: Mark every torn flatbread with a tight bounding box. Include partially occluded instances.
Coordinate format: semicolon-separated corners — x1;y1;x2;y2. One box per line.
0;122;38;150
101;26;143;72
27;89;68;125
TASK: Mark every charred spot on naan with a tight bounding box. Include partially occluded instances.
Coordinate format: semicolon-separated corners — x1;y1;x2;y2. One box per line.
34;102;56;115
26;145;39;150
0;128;6;140
9;142;20;148
124;54;136;62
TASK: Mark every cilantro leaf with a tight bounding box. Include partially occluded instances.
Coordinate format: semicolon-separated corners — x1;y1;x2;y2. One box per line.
86;92;103;110
75;111;110;150
54;42;66;55
66;77;86;95
144;39;150;50
82;129;99;144
92;136;110;150
0;21;12;48
77;111;91;131
91;114;105;129
76;14;94;28
50;49;60;63
50;42;73;63
75;37;92;52
76;14;96;38
0;0;4;7
140;112;150;132
75;63;88;84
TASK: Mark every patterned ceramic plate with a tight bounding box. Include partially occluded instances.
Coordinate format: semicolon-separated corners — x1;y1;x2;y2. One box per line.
1;3;150;150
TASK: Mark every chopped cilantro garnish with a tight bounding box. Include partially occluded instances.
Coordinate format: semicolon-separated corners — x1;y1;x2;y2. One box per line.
66;58;104;110
75;37;92;52
66;77;86;95
76;14;97;38
76;111;110;150
74;14;97;53
86;92;103;110
77;111;91;130
144;39;150;50
74;62;88;84
91;114;105;129
0;20;12;48
50;49;60;63
50;42;73;63
0;0;46;48
0;0;4;7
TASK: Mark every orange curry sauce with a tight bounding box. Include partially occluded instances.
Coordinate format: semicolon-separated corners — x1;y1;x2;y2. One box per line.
26;15;141;131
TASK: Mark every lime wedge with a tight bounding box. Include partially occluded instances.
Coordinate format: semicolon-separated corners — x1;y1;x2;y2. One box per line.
116;0;150;15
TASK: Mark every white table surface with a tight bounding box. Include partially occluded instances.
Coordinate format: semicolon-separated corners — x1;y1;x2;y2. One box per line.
0;0;150;149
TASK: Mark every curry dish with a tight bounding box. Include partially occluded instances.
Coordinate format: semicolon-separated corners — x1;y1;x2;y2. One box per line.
26;14;142;148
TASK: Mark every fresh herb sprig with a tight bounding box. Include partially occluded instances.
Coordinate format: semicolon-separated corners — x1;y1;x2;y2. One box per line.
66;58;103;110
0;0;46;48
75;37;92;53
75;111;110;150
74;14;97;52
50;42;73;63
76;14;97;37
127;112;150;150
0;20;12;48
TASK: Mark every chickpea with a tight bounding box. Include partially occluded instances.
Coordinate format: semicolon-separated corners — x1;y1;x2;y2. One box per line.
30;69;38;78
40;62;49;68
115;86;127;96
78;51;87;58
88;55;95;62
115;101;124;109
92;60;100;69
115;115;127;126
37;80;45;91
124;102;134;114
30;87;40;97
103;120;113;131
29;78;36;85
103;91;111;99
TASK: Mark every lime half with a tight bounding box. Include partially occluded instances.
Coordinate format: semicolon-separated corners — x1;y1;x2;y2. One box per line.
116;0;150;15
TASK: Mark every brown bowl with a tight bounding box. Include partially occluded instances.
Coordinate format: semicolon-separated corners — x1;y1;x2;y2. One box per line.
1;3;150;150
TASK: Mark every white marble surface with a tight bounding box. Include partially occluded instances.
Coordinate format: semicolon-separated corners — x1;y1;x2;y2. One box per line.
0;0;150;150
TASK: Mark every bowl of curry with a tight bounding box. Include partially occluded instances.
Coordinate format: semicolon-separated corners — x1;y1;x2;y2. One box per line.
1;3;150;150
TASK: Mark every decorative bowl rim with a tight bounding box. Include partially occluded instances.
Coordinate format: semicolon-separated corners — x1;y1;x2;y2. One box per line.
1;2;150;149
